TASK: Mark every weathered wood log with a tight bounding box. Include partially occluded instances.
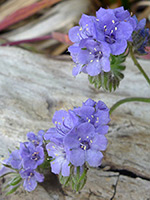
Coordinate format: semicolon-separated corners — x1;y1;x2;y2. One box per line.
0;47;150;199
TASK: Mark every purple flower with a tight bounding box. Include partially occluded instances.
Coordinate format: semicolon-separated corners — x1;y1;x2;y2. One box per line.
69;38;111;76
0;158;15;177
9;149;22;169
0;149;22;177
132;16;150;54
20;169;44;192
73;98;110;135
95;7;134;55
64;122;107;167
69;14;97;43
27;130;44;146
20;142;44;170
44;109;78;143
113;7;133;21
46;142;70;176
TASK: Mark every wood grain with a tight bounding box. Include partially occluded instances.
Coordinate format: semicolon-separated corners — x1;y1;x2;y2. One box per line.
0;47;150;199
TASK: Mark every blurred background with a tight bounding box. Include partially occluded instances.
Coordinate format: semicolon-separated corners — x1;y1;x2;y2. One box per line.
0;0;149;57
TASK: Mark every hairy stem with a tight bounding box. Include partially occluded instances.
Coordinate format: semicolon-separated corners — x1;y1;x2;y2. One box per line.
109;97;150;115
129;44;150;85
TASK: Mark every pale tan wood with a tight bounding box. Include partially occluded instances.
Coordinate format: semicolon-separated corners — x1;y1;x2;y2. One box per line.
115;175;150;200
0;47;150;199
0;0;38;21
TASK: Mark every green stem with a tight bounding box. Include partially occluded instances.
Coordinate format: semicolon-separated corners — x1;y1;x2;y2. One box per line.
129;44;150;85
109;97;150;115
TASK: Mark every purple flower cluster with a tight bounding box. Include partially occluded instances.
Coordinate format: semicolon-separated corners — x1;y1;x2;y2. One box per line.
45;98;110;176
0;130;45;192
69;7;135;76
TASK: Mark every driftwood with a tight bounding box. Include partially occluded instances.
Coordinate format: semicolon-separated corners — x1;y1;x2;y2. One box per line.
0;47;150;200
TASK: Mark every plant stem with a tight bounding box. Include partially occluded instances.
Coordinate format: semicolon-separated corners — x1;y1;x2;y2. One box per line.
129;44;150;85
109;97;150;115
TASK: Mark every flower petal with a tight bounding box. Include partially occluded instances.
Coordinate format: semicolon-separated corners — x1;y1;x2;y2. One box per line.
76;122;95;140
86;149;103;167
100;57;110;72
23;177;37;192
34;171;44;183
116;21;133;40
110;39;127;55
64;127;82;149
91;134;108;151
51;159;62;175
69;149;85;166
61;160;70;177
69;26;81;42
78;50;92;64
72;64;83;76
86;60;102;76
96;125;109;135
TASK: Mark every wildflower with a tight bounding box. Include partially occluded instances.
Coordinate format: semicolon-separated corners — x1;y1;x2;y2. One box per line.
95;7;134;55
69;38;111;76
132;16;150;54
9;149;22;169
20;169;44;192
64;123;107;167
69;14;97;43
73;98;110;134
20;142;44;170
0;158;15;177
27;130;44;147
44;109;78;143
46;142;70;176
0;149;22;177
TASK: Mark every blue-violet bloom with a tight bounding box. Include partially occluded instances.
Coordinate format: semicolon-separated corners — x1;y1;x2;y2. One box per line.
20;169;44;192
27;130;44;146
69;38;111;76
9;149;22;169
132;16;150;54
69;14;97;43
20;142;44;169
46;142;70;177
64;122;107;167
73;98;110;135
0;158;15;177
95;7;134;55
44;109;78;143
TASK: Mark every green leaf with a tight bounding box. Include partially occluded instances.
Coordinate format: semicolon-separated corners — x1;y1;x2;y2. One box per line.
10;176;22;186
88;52;127;92
71;166;88;192
8;148;12;153
59;165;88;192
0;172;16;178
6;185;20;195
2;164;15;170
81;48;87;50
59;174;71;187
